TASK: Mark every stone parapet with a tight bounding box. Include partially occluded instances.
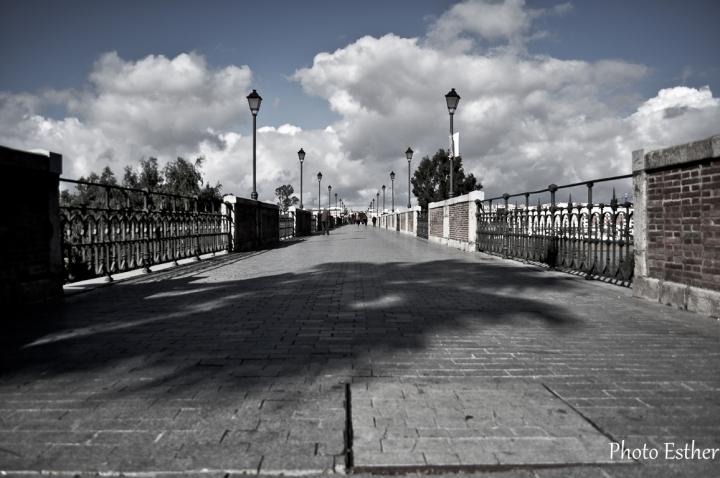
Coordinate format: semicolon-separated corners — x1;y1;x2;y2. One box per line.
633;134;720;317
223;194;280;251
427;190;485;252
378;206;421;236
0;145;63;304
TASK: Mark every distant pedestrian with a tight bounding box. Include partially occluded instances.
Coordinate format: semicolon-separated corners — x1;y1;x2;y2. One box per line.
372;216;377;227
322;209;330;235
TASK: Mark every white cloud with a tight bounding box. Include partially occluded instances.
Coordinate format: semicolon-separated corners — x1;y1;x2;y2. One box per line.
427;0;535;52
73;52;253;151
628;86;720;151
426;0;573;53
294;32;657;197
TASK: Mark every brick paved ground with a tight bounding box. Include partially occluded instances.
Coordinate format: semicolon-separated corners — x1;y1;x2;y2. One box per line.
1;224;719;476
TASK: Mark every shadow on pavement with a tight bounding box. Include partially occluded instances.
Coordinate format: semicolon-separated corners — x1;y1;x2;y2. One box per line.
0;258;582;398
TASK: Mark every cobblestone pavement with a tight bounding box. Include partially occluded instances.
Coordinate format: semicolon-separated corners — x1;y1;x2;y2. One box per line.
1;225;719;477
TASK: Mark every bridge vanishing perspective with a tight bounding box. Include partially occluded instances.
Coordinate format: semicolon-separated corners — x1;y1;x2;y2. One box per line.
0;135;719;476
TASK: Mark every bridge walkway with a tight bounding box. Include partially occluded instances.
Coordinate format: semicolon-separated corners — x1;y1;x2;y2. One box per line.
1;225;719;476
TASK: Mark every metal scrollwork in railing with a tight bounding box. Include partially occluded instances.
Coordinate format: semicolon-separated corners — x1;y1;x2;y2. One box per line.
60;179;232;283
476;175;634;286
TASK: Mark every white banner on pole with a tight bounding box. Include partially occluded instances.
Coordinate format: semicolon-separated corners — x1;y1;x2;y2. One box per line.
449;132;459;157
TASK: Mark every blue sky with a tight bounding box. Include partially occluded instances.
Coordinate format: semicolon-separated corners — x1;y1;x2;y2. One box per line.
1;0;719;206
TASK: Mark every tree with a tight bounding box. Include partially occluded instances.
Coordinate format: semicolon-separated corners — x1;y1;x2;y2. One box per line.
60;155;222;209
122;165;139;189
163;157;203;196
411;149;479;209
198;182;223;204
138;157;163;191
274;184;299;212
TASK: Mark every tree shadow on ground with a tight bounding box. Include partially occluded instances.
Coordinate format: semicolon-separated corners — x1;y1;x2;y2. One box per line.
1;257;585;399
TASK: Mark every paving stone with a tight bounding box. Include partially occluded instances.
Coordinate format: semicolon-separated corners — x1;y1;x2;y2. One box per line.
351;381;616;469
173;443;262;471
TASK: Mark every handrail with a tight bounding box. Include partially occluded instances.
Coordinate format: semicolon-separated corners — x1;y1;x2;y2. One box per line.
60;177;215;203
482;173;632;202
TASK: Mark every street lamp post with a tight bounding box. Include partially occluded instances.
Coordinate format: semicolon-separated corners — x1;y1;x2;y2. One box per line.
246;89;262;200
317;172;322;227
335;192;338;212
328;185;332;225
376;191;379;217
298;148;305;209
445;88;460;198
382;185;386;214
390;171;395;212
406;147;413;208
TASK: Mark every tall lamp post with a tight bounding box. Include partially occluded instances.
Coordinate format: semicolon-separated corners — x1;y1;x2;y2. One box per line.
376;191;379;217
335;192;338;213
246;89;262;200
406;147;413;208
328;185;332;225
298;148;305;209
445;88;460;198
382;185;386;214
317;172;322;220
390;171;395;212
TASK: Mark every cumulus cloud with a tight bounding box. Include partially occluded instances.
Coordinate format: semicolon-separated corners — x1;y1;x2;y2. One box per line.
72;52;253;151
294;32;653;196
426;0;572;53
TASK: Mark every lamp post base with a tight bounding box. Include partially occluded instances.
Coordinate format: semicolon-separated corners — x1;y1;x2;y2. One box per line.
251;192;258;200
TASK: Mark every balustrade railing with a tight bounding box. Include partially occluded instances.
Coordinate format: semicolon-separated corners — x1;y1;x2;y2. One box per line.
59;178;232;283
477;175;634;285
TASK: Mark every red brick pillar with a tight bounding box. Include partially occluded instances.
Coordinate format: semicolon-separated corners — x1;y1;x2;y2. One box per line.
633;134;720;316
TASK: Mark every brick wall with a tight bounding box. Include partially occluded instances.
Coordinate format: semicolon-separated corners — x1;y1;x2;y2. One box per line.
0;146;63;304
429;208;443;237
646;162;720;291
448;202;469;242
633;134;720;317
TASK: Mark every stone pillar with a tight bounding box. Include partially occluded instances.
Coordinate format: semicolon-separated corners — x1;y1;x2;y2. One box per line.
427;190;484;251
225;195;280;251
632;149;648;279
0;145;63;304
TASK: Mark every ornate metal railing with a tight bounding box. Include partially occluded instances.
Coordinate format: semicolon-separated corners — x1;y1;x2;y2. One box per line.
59;179;232;283
477;175;634;285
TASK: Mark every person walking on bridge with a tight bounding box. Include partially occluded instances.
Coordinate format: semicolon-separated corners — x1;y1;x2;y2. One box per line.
321;209;330;235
